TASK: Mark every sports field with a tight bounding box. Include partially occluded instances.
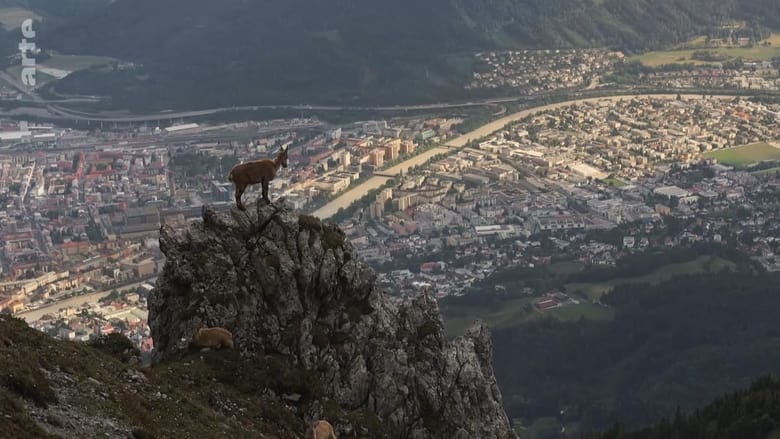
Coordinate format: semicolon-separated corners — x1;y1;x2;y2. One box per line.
602;177;628;188
704;142;780;167
631;33;780;67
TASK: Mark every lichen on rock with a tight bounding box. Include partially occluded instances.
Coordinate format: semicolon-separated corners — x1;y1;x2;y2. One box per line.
149;201;517;438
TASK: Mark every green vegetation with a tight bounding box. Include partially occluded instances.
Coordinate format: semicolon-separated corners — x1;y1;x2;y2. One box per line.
298;214;323;233
566;254;736;300
602;177;628;188
0;314;388;438
588;376;780;439
489;260;780;437
443;297;538;338
704;142;780;167
632;32;780;67
40;54;114;71
87;333;140;364
321;227;345;251
546;302;615;321
2;0;775;109
442;244;745;337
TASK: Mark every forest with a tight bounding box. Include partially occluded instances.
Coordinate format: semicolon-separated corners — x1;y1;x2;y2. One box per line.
0;0;778;109
490;270;780;434
587;375;780;439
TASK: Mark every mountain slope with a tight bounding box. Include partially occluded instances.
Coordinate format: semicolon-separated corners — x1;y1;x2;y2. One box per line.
0;314;300;438
487;266;780;434
0;201;515;438
588;375;780;439
24;0;780;110
149;201;516;438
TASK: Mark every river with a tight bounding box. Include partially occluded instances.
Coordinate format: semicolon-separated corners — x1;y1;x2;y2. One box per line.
311;93;735;220
17;278;156;323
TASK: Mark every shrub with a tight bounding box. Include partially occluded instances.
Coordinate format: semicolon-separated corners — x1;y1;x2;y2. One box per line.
88;333;140;363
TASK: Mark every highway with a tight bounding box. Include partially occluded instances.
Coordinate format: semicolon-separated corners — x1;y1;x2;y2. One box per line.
311;93;736;220
0;86;750;124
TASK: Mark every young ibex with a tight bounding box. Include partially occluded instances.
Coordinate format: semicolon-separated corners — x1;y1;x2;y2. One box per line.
228;146;288;210
305;420;337;439
190;326;234;350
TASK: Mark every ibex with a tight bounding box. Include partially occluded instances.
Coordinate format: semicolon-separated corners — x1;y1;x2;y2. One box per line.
228;146;288;210
190;326;234;350
305;420;337;439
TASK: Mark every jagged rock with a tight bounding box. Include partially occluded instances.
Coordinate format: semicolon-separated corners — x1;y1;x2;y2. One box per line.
149;201;517;438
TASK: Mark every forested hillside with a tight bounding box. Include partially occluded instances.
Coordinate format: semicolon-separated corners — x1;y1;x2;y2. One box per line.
588;376;780;439
489;270;780;435
3;0;780;108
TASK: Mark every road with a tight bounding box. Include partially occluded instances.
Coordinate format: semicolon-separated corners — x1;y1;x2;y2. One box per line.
0;70;44;103
312;93;736;220
0;86;750;124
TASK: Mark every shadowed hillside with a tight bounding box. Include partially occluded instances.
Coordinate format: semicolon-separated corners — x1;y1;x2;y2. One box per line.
3;0;776;109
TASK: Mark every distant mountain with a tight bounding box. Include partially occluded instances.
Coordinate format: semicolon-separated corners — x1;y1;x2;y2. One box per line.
10;0;780;109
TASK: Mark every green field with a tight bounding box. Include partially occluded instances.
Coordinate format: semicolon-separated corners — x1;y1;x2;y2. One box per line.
442;295;611;338
602;177;628;188
547;260;585;275
41;54;115;71
443;297;538;337
0;7;40;30
704;142;780;167
631;33;780;67
4;54;115;89
4;65;57;88
547;302;615;321
566;255;736;300
444;253;737;336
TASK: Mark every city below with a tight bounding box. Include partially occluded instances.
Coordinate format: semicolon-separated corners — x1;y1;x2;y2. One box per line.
1;87;780;356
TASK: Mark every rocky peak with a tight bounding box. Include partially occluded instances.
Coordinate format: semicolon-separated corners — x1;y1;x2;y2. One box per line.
149;201;516;438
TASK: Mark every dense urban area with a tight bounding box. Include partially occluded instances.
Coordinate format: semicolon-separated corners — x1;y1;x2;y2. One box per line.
1;34;780;363
1;92;779;358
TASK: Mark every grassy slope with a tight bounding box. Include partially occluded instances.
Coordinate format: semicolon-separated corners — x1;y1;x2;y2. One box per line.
566;255;736;300
0;315;318;438
443;254;734;337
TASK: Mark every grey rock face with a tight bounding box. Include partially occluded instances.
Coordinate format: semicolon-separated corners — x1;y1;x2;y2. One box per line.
149;201;516;438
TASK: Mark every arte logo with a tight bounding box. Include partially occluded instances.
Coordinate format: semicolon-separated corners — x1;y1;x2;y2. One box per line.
19;19;37;87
